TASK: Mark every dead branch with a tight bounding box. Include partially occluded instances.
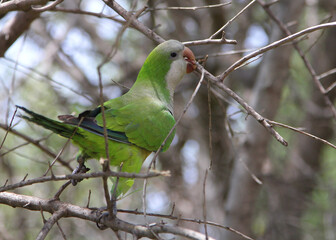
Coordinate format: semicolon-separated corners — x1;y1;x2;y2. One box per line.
219;22;336;81
0;123;72;171
0;192;214;240
0;0;48;14
0;170;169;192
257;0;336;120
0;10;40;57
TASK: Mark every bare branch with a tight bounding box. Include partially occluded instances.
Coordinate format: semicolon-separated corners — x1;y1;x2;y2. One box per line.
199;67;288;146
32;0;64;12
219;22;336;81
268;120;336;150
0;10;40;57
256;0;336;119
36;208;66;240
0;0;48;14
317;67;336;81
0;192;214;240
118;209;255;240
146;2;231;11
184;32;237;46
51;7;125;24
0;107;17;150
0;123;72;171
0;170;170;192
102;0;164;44
210;0;257;39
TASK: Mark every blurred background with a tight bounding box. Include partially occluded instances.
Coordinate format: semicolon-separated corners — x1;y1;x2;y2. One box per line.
1;0;336;239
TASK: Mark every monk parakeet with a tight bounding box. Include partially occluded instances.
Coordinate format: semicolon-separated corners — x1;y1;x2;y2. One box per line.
17;40;196;197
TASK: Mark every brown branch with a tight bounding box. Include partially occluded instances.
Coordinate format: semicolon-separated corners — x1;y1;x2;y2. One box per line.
256;0;336;119
145;2;231;11
0;0;48;14
102;0;164;44
51;7;125;24
0;192;214;240
31;0;64;12
0;170;170;192
200;67;288;146
36;207;66;240
0;10;40;57
43;117;84;176
209;0;257;39
118;209;255;240
268;120;336;150
0;123;73;171
0;107;17;150
184;32;237;46
219;22;336;81
202;170;209;240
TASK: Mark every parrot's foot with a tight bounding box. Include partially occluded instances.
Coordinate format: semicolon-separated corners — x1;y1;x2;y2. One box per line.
96;205;117;230
71;163;90;186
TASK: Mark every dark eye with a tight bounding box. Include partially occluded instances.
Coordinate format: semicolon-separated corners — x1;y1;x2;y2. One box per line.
170;52;177;58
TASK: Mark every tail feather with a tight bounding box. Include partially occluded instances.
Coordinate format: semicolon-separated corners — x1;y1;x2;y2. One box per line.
16;105;80;139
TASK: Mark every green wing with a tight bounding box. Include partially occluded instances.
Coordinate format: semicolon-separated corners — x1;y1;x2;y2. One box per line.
96;97;176;152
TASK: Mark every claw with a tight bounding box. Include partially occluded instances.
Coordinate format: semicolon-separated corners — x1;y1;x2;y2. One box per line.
97;212;109;230
71;155;90;186
71;164;90;186
96;199;118;230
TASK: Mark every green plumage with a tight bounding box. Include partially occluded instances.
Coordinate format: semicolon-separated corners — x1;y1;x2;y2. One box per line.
17;40;191;197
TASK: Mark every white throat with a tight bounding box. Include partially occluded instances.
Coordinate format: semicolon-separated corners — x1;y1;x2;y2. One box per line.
165;58;186;97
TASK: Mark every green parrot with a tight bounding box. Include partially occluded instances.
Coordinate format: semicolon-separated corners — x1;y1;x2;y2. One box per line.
17;40;196;197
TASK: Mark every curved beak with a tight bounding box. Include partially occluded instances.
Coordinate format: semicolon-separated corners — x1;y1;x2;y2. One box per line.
183;47;196;73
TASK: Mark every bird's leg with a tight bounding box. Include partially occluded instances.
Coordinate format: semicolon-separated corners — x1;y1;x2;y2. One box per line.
71;154;90;186
110;163;123;216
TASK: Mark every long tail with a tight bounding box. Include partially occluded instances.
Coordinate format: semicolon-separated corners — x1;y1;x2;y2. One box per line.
16;105;80;139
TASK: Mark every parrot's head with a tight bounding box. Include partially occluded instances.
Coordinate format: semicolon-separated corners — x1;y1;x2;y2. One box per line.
134;40;196;102
141;40;196;93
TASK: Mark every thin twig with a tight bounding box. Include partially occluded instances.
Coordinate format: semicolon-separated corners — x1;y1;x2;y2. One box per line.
0;123;72;171
207;81;213;169
257;0;336;119
210;0;256;39
36;208;66;240
202;170;209;240
0;192;215;240
317;68;336;81
118;209;255;240
3;57;93;102
53;181;72;200
0;107;17;150
51;7;124;24
219;22;336;81
44;117;84;176
184;35;237;46
103;0;164;44
268;120;336;150
200;67;288;146
146;2;231;11
32;0;64;12
0;170;169;192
